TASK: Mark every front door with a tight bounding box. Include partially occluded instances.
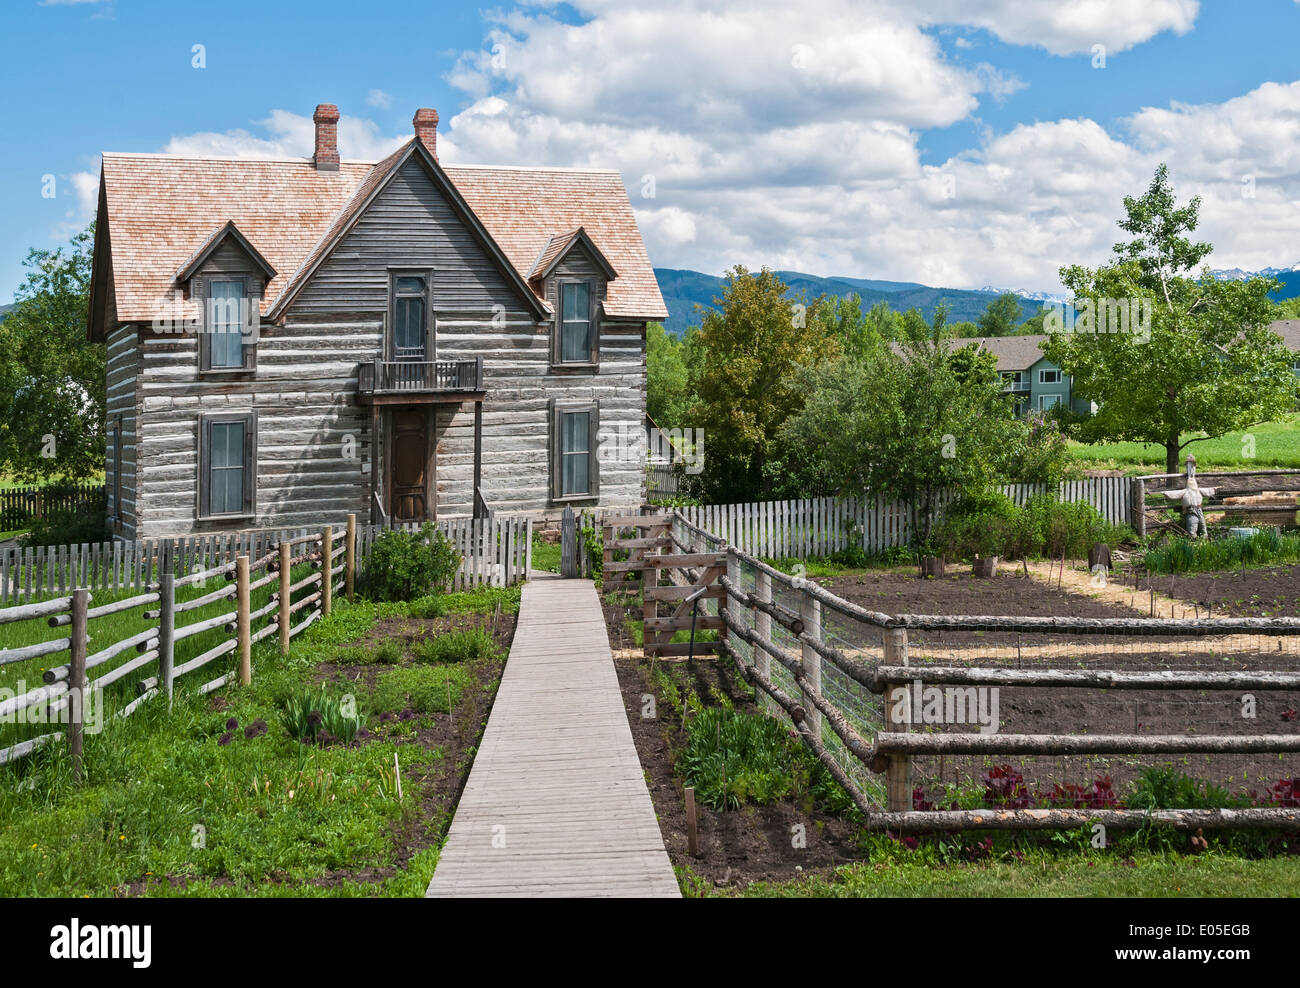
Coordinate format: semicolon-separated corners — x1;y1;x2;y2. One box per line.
389;409;431;522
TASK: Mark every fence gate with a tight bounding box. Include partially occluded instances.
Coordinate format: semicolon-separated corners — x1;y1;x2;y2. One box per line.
602;513;726;659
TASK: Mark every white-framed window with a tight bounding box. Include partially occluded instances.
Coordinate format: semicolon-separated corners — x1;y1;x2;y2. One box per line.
1038;368;1062;384
1039;394;1061;410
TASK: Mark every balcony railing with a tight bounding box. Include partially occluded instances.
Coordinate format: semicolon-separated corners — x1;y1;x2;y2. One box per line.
359;357;484;398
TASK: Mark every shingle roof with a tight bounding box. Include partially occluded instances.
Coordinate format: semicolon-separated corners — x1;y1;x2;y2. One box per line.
91;144;667;337
957;334;1050;371
1268;319;1300;351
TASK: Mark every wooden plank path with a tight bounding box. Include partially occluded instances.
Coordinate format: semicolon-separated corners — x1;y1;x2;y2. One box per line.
426;574;680;897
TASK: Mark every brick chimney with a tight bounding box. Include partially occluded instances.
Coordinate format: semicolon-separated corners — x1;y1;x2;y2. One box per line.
313;104;340;171
413;108;439;158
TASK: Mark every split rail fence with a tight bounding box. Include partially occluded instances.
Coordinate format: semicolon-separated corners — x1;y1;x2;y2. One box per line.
603;508;1300;833
675;477;1132;558
1;514;531;601
0;518;360;775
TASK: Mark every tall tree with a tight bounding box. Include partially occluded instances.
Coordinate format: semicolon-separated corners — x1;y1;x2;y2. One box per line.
645;322;691;429
689;266;839;501
0;224;104;481
977;292;1024;336
1044;165;1297;474
777;336;1021;546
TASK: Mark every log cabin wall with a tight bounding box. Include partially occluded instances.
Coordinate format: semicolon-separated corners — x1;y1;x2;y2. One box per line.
105;322;139;538
125;156;646;538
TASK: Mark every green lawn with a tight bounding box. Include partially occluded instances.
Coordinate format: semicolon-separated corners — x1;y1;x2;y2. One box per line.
0;587;511;897
695;850;1300;897
1071;416;1300;471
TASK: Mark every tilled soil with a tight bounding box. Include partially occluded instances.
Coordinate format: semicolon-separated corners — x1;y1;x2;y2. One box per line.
819;567;1300;797
1155;565;1300;619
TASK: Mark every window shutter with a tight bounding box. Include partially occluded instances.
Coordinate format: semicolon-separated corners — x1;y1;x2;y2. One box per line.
549;398;560;500
588;283;600;365
243;411;258;514
588;400;600;498
198;416;212;517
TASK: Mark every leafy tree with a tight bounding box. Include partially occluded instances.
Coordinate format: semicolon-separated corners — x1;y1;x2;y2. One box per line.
0;224;104;481
977;292;1025;337
808;292;878;360
863;299;902;343
777;335;1022;548
646;322;692;429
1044;165;1298;475
689;266;840;501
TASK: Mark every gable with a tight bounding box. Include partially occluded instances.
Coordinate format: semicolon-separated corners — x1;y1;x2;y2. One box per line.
288;155;541;316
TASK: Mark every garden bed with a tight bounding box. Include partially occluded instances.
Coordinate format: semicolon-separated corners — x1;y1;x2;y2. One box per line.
605;594;868;889
1153;563;1300;619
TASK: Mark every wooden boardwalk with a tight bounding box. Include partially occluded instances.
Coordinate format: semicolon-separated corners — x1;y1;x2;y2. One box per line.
426;574;680;897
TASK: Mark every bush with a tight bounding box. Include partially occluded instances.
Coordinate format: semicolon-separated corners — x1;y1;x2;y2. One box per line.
281;686;364;745
411;627;499;664
20;505;111;548
936;491;1126;562
933;489;1019;559
358;523;461;602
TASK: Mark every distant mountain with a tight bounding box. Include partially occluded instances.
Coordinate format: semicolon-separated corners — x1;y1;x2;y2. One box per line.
654;268;1043;335
1209;265;1300;301
0;303;13;321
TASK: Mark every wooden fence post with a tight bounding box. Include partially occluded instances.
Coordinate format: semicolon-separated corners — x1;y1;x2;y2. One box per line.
159;572;175;704
1131;478;1146;538
279;539;291;656
754;569;772;714
560;505;578;578
68;587;88;783
236;555;251;685
322;525;333;616
800;593;821;743
345;513;356;601
883;627;910;813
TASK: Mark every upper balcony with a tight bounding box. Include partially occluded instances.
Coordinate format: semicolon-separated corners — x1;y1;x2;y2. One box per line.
358;357;485;405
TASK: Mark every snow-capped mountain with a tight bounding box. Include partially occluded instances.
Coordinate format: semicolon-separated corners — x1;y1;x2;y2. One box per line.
1210;264;1300;281
976;285;1070;305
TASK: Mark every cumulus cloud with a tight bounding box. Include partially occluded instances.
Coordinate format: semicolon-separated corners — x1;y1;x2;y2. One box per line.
366;89;393;110
164;109;406;161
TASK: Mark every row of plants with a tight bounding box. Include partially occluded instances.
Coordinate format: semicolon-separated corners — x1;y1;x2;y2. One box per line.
930;489;1128;562
1140;528;1300;574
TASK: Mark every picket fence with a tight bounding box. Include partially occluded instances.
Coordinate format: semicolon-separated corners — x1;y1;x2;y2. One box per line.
0;515;532;601
0;483;105;527
677;477;1132;558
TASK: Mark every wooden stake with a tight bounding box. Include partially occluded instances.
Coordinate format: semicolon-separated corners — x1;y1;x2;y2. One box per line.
883;627;910;813
68;587;88;783
685;786;699;856
279;540;291;656
321;525;333;616
236;554;251;685
345;513;356;601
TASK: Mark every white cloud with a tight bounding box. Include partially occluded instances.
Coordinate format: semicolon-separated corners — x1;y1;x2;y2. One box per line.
70;170;99;217
912;0;1199;56
366;89;393;110
164;109;406;161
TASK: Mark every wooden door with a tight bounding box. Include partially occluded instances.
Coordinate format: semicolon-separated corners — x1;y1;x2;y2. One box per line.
389;409;430;522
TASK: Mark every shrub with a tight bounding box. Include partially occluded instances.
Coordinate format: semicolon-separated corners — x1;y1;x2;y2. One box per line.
358;523;461;602
281;686;364;745
677;707;801;811
372;640;404;664
411;627;498;664
933;489;1019;559
20;504;111;548
982;764;1030;808
1127;767;1245;810
372;665;473;715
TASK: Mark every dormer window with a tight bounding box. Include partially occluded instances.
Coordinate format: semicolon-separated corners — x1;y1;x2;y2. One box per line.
177;221;272;376
559;281;594;363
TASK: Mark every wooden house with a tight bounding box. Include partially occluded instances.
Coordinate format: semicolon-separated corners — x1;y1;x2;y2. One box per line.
87;104;667;538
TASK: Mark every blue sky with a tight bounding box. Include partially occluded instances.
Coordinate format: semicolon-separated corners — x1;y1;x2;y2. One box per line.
3;0;1299;301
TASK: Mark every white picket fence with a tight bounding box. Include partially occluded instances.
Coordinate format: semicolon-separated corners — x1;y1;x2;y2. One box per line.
678;477;1132;558
0;515;532;601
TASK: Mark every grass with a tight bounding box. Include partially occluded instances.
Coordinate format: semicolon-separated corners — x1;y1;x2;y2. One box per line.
0;584;511;897
530;536;561;574
1142;530;1300;573
696;850;1300;897
1070;415;1300;471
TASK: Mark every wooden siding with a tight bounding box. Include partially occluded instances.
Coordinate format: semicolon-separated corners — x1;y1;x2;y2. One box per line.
119;155;646;536
104;323;139;537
